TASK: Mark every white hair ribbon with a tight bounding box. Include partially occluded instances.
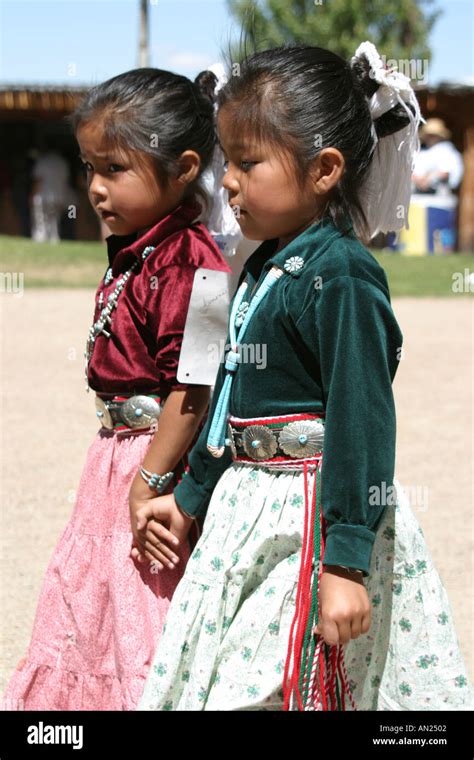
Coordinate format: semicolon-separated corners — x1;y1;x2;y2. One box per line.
351;41;426;237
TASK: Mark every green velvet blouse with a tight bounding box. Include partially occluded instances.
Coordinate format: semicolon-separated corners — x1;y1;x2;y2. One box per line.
173;215;403;576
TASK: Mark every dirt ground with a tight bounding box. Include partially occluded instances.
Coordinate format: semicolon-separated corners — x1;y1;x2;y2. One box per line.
0;290;472;696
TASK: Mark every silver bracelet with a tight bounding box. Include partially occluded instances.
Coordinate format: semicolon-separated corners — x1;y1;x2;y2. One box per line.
139;466;174;494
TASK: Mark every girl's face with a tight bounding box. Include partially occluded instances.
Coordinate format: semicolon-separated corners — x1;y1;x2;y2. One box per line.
217;106;324;249
77;120;181;236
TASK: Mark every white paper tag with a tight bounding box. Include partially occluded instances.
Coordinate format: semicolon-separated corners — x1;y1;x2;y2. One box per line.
177;268;232;385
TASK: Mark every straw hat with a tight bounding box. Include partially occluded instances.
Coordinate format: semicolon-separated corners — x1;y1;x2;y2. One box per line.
419;118;451;140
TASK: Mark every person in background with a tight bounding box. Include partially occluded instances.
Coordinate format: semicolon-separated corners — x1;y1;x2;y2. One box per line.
30;135;71;242
11;151;35;237
412;118;463;194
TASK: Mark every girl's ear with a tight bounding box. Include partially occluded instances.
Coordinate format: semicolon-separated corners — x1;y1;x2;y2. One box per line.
310;148;345;195
176;150;201;185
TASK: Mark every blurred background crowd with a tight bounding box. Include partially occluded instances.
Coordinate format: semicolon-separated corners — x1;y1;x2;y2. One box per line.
0;0;472;254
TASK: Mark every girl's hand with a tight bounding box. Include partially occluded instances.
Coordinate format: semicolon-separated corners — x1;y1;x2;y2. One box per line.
314;566;371;646
132;493;194;570
129;482;180;568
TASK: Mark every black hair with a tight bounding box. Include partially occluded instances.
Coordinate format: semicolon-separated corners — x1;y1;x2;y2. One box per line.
194;69;218;105
209;44;414;243
67;67;217;211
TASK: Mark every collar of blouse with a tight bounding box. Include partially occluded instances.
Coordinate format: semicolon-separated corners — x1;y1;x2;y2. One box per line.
243;212;356;293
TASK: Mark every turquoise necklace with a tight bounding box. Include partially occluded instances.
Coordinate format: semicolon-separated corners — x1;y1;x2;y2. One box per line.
206;264;284;457
84;245;155;390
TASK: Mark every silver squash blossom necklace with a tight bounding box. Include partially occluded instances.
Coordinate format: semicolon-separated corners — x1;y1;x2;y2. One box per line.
84;245;155;390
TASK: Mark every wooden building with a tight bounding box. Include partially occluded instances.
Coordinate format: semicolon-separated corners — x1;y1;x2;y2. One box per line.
0;84;100;240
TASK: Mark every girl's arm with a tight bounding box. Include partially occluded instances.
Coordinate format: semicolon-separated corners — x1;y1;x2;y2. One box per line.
131;351;233;568
295;264;403;576
148;261;247;523
137;386;210;476
310;272;403;576
171;358;232;520
140;259;233;519
130;259;237;565
171;268;251;519
296;268;402;645
129;386;210;566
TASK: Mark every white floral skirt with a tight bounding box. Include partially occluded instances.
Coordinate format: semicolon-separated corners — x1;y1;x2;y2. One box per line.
138;463;473;711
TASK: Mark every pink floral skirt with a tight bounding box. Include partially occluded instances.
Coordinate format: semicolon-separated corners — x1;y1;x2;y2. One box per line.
2;427;193;711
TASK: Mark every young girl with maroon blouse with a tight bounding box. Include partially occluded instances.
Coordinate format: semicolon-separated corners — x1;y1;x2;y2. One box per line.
2;68;230;710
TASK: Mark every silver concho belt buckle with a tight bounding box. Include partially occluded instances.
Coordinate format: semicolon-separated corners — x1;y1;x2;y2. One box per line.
228;418;325;461
95;395;162;430
95;396;114;429
120;395;162;429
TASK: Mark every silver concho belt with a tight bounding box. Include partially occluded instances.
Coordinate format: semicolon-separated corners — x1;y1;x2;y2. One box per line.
226;414;325;461
95;394;163;430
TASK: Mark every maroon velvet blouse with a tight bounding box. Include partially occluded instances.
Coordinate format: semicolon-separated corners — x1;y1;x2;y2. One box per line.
87;196;231;398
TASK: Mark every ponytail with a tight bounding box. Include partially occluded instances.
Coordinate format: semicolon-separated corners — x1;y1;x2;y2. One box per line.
350;41;425;237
